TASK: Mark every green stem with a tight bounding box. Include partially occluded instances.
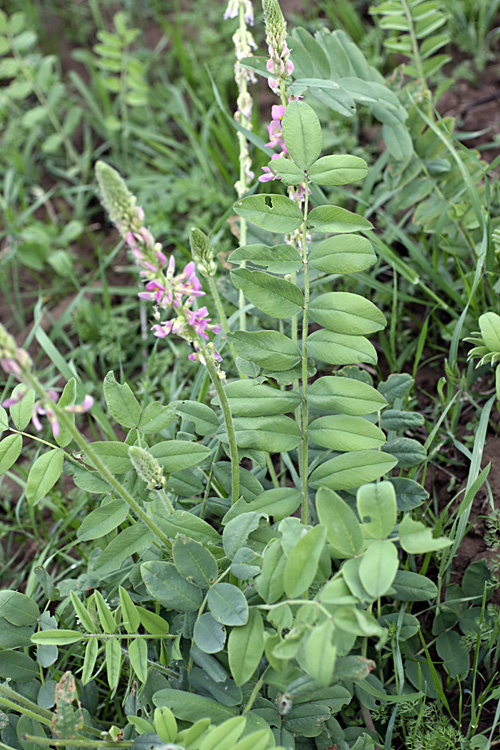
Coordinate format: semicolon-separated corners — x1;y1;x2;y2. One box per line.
206;273;241;374
400;0;426;91
300;179;310;525
22;738;133;749
157;487;175;515
22;372;172;550
242;666;270;714
198;342;239;504
237;0;250;332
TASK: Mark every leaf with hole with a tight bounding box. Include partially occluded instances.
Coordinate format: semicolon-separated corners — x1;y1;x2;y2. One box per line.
357;481;397;538
234;194;303;233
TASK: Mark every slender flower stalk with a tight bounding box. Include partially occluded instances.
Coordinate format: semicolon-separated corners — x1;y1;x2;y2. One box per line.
225;0;257;332
96;163;240;505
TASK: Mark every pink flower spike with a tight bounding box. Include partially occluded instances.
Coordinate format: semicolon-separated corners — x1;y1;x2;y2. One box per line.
125;231;137;249
266;58;275;74
31;410;43;432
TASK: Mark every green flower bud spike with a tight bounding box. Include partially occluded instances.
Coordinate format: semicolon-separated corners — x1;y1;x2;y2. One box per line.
262;0;286;52
190;228;217;278
95;161;142;236
128;445;174;515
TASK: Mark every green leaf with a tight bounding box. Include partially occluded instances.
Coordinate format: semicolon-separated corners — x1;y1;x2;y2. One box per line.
26;449;64;505
229;243;302;274
193;612;226;654
309;415;385;451
208;583;249;626
136;607;170;635
310;451;398;490
382;123;413;162
307;330;377;365
378;373;414;403
141;561;203;612
55;378;76;448
173;536;218;588
223;487;301;524
0;651;37;681
119;587;140;633
156;510;221;545
308;154;368;185
229;331;301;371
94;524;154;574
357;481;397;538
359;540;398;598
82;638;98;685
0;590;39;625
383;437;427;467
223;512;266;560
31;629;85;645
10;385;35;430
381;409;424;431
150;440;211;472
199;716;247;750
391;570;437;601
309;292;386;335
154;706;177;744
234;194;303;233
284;525;327;597
316;488;364;558
309;235;376;274
399;516;452;554
304;619;337;686
254;540;286;603
70;592;96;633
283;702;330;733
215;379;300;417
436;631;469;679
78;499;128;541
307;206;372;233
390;477;428;511
0;433;22;474
228;609;264;685
282;100;323;170
174;400;219;436
90;441;131;473
70;464;110;494
154;689;238;723
138;401;176;433
220;415;301;452
94;590;115;633
129;637;148;682
0;404;8;432
231;269;303;319
308;375;387;415
266;157;305;185
479;313;500;352
106;637;122;691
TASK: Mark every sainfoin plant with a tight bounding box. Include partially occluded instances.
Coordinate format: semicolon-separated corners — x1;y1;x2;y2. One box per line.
0;2;462;750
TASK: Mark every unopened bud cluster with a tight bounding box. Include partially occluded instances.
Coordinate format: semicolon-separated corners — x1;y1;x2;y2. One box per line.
262;0;293;94
128;446;165;491
190;228;217;277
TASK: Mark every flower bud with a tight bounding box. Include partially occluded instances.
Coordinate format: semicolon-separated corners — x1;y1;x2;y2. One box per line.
262;0;286;52
95;161;141;236
128;446;165;491
190;228;217;277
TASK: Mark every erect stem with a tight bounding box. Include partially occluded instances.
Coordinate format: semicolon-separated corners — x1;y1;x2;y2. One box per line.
300;178;310;525
206;273;243;375
21;372;172;551
198;342;239;504
236;1;251;333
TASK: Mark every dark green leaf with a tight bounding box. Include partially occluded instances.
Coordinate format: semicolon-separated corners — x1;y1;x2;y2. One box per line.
228;609;264;686
308;154;368;185
94;524;154;574
309;235;376;274
284;525;327;597
193;612;226;654
214;379;301;416
26;449;64;505
208;583;249;626
0;433;22;474
173;537;218;588
150;440;211;472
308;375;387;414
229;331;301;371
229;243;302;274
316;488;363;558
77;499;129;541
141;561;203;612
309;415;385;451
